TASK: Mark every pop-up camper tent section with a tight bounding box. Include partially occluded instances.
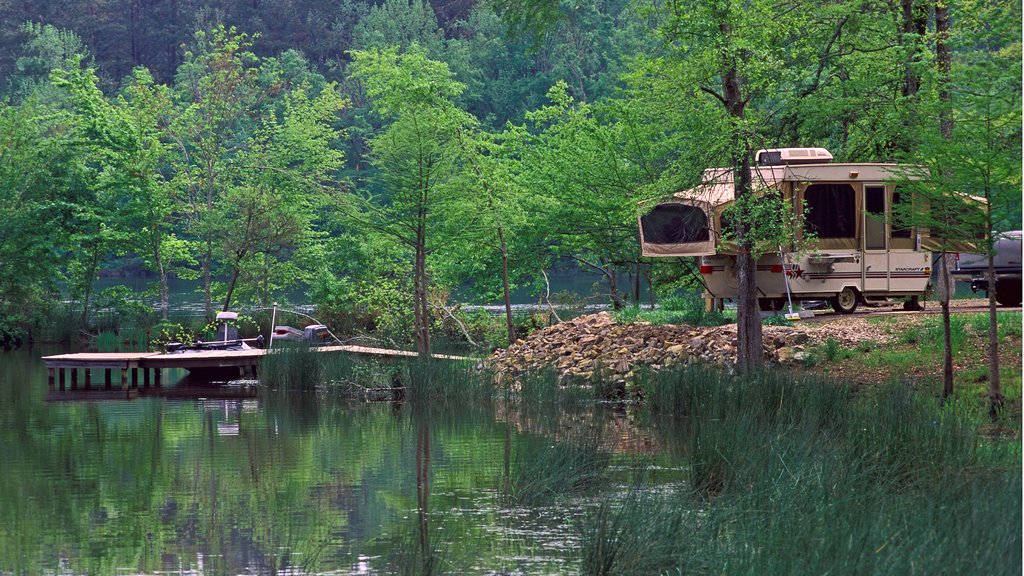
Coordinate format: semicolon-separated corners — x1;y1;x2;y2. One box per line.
638;168;738;257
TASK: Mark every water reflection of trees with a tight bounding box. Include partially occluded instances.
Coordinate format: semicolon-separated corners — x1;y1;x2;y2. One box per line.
1;353;667;573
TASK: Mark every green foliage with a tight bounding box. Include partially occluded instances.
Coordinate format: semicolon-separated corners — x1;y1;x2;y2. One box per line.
614;294;729;327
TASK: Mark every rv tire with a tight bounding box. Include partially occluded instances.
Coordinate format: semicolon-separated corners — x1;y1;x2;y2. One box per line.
830;287;859;314
995;279;1022;307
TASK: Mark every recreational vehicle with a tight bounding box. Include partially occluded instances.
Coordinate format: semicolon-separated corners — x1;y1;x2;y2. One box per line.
639;147;951;313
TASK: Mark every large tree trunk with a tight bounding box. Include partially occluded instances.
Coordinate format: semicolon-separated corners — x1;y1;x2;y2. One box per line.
720;40;762;371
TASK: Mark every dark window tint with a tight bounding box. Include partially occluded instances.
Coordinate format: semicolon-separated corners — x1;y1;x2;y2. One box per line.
641;204;710;244
804;184;856;239
865;186;885;214
891;187;911;238
757;151;783;166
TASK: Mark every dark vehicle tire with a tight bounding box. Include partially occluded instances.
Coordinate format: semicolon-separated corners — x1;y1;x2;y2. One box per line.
995;279;1022;307
903;296;924;311
829;286;859;314
759;297;786;311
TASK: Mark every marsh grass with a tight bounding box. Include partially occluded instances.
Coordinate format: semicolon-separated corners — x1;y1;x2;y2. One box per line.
503;427;611;507
602;365;1022;575
579;487;690;576
260;342;323;389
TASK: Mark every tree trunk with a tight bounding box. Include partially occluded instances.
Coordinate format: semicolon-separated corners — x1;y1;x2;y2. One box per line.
936;0;954;400
203;240;213;320
602;258;624;310
986;253;1003;419
939;254;954;398
414;227;431;358
158;261;169;321
222;267;241;312
498;226;516;345
720;39;762;371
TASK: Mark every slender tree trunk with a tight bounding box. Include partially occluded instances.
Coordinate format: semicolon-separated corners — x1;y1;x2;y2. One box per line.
158;260;169;321
498;226;516;345
986;249;1003;419
222;267;241;312
414;222;431;357
646;265;655;308
936;0;955;400
203;241;213;319
602;258;623;310
939;255;954;398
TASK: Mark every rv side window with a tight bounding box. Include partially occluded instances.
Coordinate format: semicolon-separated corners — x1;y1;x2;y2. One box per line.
891;187;911;238
804;183;856;239
641;204;710;244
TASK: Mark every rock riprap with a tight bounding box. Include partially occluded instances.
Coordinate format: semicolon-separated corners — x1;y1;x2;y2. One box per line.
485;312;885;387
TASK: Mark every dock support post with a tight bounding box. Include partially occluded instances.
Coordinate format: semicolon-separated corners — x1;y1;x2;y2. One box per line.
154;369;162;387
143;368;150;388
84;369;92;389
131;368;139;388
105;369;112;389
70;368;78;389
121;367;128;389
48;368;54;389
58;369;65;390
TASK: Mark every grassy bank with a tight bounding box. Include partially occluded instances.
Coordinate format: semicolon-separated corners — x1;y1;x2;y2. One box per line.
582;366;1022;575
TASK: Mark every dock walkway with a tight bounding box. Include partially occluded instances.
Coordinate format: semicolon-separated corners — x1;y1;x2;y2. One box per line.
43;345;470;388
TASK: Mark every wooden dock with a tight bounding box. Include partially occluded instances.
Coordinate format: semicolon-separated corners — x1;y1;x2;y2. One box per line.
42;345;470;388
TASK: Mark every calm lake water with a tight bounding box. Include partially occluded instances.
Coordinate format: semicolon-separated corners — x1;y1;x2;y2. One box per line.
0;348;672;574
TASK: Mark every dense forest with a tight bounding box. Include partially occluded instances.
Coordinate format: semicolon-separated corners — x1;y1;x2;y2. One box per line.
0;0;1019;354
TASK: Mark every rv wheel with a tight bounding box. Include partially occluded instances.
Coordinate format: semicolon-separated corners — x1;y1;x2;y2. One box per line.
830;287;859;314
995;279;1022;307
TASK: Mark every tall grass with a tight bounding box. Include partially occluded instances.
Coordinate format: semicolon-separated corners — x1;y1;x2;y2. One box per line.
260;343;323;389
585;366;1022;575
503;427;611;507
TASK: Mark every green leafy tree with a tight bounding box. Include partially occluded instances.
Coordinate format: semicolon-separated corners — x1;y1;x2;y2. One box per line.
167;26;264;319
52;61;184;319
215;85;346;311
348;45;477;356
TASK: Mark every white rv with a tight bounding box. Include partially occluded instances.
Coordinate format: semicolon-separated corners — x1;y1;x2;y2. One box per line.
639;147;955;313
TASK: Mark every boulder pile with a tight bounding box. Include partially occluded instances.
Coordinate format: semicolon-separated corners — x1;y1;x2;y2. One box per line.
485;312;887;387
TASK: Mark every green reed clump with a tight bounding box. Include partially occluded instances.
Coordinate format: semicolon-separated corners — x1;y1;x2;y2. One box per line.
260;343;322;389
579;487;692;576
625;365;1021;575
503;428;611;507
401;358;489;402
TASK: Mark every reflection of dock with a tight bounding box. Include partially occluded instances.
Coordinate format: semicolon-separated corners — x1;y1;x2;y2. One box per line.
42;345;468;387
45;377;260;402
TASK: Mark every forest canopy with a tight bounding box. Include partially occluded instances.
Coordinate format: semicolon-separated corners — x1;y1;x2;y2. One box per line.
0;0;1019;353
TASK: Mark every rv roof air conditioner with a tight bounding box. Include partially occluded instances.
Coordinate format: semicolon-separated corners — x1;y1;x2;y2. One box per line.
756;147;833;166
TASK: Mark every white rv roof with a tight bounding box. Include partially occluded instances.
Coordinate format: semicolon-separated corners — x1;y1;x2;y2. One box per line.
667;163;925;208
